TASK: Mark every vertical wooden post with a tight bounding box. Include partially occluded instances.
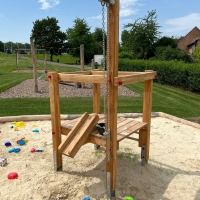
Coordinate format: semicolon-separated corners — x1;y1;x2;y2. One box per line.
44;50;47;81
16;50;19;72
106;0;119;197
80;44;85;88
93;83;101;114
30;38;38;92
139;70;153;161
48;72;62;171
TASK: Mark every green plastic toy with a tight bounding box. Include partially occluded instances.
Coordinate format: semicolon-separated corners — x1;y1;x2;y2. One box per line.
125;196;134;200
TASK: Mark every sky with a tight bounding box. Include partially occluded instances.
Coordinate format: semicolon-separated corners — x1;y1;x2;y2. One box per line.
1;0;200;45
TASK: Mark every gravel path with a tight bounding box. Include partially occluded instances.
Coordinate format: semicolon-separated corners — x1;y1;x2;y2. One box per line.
0;79;140;98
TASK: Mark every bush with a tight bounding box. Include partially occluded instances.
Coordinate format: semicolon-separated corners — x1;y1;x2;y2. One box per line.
155;46;193;63
118;51;133;59
119;59;200;93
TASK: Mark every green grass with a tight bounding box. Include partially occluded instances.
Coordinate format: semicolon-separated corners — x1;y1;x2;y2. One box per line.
0;52;200;123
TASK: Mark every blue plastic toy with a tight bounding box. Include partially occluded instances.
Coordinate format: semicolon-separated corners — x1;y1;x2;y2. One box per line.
83;197;90;200
32;129;39;133
5;141;12;147
8;148;21;153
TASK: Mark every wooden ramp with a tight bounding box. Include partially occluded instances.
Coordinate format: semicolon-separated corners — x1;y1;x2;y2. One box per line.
58;112;99;158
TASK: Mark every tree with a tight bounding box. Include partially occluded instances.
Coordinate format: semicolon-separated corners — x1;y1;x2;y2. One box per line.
120;30;131;52
31;17;66;61
124;10;161;59
66;18;94;62
92;27;105;55
154;36;177;48
0;41;4;52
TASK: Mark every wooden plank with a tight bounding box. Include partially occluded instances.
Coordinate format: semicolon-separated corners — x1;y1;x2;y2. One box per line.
58;112;89;153
61;71;91;75
114;71;156;86
62;114;99;158
63;115;99;158
117;122;147;142
117;120;139;134
58;73;106;84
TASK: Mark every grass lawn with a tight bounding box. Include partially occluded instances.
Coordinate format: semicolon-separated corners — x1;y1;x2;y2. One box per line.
0;53;200;123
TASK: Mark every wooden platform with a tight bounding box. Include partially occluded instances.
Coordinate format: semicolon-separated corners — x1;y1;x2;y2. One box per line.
61;115;147;148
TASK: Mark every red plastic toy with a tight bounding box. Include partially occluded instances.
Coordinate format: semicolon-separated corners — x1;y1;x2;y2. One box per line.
8;172;18;179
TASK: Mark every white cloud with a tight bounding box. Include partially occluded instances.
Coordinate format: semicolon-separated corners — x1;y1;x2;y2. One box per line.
38;0;60;10
120;0;140;17
163;13;200;35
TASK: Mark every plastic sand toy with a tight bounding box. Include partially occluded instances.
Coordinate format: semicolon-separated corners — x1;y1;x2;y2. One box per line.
0;158;7;166
8;172;18;179
125;197;134;200
8;148;21;153
4;141;12;147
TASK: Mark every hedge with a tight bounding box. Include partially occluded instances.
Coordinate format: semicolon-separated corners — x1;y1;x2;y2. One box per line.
119;59;200;93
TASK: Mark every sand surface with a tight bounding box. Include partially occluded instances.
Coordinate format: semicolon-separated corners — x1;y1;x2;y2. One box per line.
0;116;200;200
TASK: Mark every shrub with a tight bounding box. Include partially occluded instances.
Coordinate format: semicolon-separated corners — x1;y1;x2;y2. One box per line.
119;59;200;93
118;51;133;59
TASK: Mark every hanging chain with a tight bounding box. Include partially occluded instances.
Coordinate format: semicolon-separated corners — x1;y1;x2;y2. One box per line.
102;3;106;125
101;2;111;162
106;4;111;162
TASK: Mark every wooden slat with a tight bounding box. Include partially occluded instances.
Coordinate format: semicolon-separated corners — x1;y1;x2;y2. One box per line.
61;71;91;75
58;112;89;153
114;71;156;86
117;122;147;142
58;74;106;84
64;114;99;158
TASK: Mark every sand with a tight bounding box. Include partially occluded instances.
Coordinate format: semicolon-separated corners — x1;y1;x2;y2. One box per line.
0;114;200;200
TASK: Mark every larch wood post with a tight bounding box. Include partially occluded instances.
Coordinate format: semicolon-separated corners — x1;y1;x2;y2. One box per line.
30;38;38;92
106;0;119;197
44;50;47;81
80;44;85;88
48;72;62;170
139;70;153;161
16;50;19;72
93;83;101;114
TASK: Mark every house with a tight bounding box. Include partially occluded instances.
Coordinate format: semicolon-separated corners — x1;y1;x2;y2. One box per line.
177;26;200;55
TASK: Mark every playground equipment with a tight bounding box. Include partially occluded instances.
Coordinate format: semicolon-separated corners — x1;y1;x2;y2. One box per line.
48;0;157;198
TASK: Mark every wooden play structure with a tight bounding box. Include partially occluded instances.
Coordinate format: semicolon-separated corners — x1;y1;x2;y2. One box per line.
48;0;157;198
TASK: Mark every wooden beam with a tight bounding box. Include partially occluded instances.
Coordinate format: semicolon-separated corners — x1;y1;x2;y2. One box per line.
58;73;106;84
60;71;91;75
106;0;119;197
30;38;38;92
114;71;156;86
139;71;153;162
48;72;62;170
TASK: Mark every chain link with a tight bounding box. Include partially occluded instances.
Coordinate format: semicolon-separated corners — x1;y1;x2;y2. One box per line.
101;2;111;162
106;4;111;162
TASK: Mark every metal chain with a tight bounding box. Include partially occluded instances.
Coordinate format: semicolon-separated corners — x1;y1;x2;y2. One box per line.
101;2;111;162
106;4;111;162
102;4;106;125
